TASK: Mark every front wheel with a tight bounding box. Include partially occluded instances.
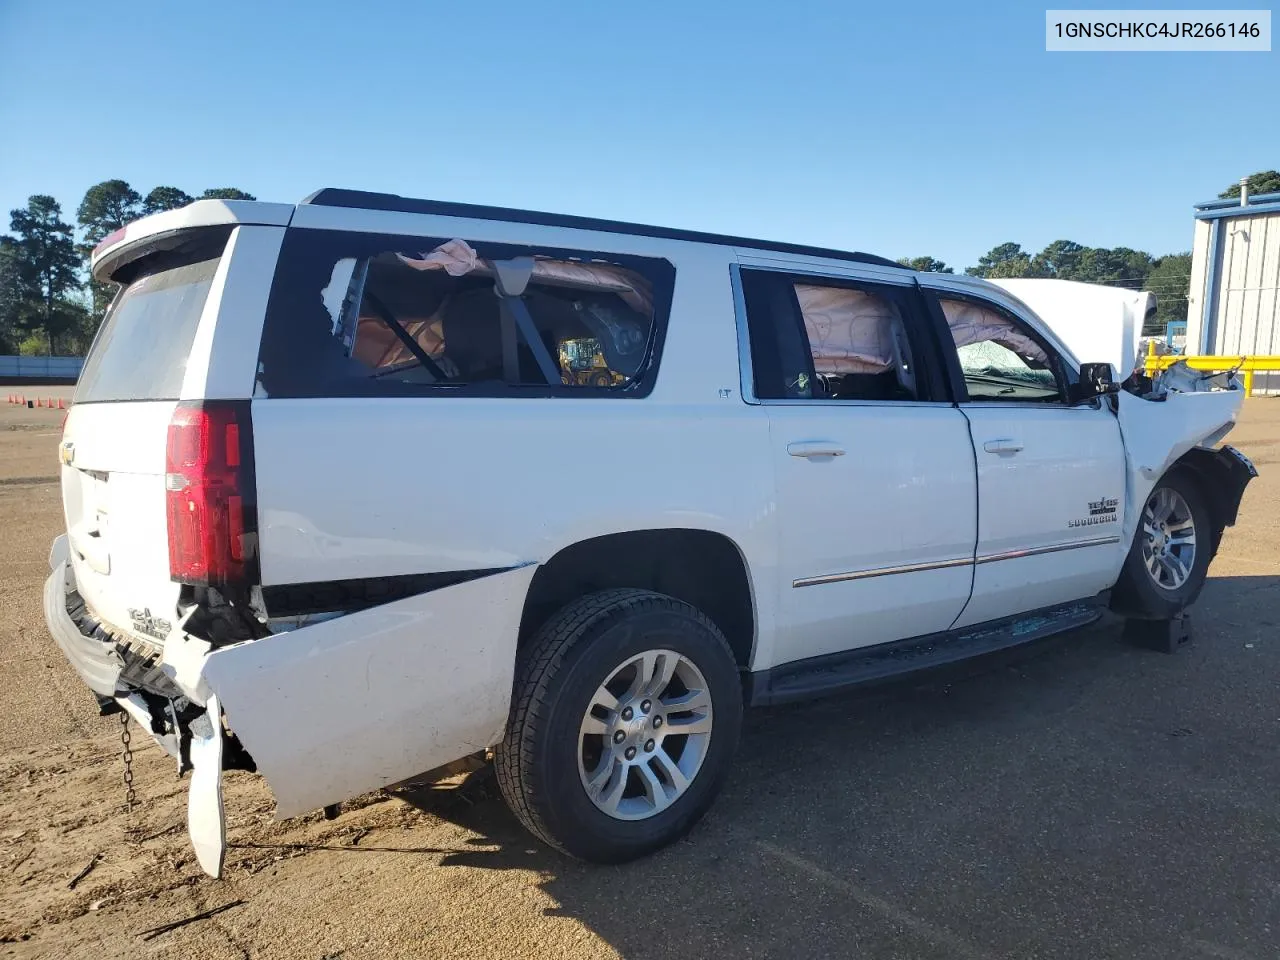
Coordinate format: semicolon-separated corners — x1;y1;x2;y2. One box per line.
1113;471;1214;618
495;589;742;862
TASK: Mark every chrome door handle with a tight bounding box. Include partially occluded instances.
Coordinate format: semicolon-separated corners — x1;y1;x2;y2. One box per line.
788;441;846;459
983;438;1024;455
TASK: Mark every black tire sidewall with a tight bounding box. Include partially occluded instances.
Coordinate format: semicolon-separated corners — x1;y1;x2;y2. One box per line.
526;599;742;862
1118;470;1213;618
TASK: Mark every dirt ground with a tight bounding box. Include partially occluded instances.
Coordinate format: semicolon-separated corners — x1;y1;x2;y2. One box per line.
1;395;1277;960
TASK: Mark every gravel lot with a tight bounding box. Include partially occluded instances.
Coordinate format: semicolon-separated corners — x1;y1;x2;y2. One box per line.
1;396;1277;960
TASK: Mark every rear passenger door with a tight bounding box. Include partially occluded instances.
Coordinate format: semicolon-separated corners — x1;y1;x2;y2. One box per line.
735;263;978;667
920;284;1127;628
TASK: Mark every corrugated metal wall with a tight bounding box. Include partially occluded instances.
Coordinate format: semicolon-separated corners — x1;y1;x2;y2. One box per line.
1186;209;1280;394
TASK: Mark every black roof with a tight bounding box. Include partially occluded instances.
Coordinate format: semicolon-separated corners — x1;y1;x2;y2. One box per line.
301;188;902;269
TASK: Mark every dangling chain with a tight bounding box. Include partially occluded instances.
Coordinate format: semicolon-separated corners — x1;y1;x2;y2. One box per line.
119;712;136;812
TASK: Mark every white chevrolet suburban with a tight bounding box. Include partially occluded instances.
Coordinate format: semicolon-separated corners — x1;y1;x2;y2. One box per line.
45;190;1256;877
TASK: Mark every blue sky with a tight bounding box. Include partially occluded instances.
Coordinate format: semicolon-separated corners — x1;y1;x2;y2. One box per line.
0;0;1276;270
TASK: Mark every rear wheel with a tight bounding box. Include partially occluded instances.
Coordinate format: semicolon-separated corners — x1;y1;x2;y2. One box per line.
1114;471;1213;618
495;589;742;862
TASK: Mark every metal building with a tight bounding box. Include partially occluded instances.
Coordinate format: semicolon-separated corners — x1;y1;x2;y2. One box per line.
1186;182;1280;393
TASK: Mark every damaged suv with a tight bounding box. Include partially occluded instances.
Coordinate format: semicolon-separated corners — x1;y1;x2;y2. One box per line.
46;190;1256;877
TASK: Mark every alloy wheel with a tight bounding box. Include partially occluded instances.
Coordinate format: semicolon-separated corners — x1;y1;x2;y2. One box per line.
577;649;713;821
1141;486;1197;590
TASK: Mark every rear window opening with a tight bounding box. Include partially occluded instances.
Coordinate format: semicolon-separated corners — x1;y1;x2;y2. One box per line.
258;231;674;398
75;228;231;404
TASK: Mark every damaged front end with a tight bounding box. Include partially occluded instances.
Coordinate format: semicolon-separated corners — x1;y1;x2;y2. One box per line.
45;534;536;878
1115;360;1257;562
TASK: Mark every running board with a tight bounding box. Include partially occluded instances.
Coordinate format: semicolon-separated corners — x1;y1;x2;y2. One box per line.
747;596;1106;707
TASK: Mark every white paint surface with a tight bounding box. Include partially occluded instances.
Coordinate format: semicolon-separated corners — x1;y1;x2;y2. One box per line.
955;402;1127;627
187;694;226;878
1115;386;1244;546
202;566;536;819
59;401;181;646
991;278;1151;379
765;403;977;662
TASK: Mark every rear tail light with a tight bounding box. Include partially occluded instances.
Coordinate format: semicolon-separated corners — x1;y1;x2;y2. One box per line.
165;401;258;586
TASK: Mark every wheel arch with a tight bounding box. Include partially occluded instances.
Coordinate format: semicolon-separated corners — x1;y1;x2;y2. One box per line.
519;529;757;671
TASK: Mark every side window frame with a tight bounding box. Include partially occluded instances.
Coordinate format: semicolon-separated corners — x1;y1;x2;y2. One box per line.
732;264;951;405
920;288;1080;406
256;227;676;400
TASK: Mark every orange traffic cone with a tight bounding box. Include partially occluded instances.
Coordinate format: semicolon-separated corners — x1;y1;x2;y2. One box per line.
57;398;66;410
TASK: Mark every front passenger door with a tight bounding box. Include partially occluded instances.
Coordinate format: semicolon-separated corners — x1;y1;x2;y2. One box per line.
925;287;1128;629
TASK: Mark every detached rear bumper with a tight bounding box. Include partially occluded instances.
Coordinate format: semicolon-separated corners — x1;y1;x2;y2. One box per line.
43;552;123;699
44;542;230;877
43;535;536;879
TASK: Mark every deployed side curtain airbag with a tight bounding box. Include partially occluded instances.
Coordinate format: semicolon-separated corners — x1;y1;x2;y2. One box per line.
396;240;654;315
941;298;1048;362
794;284;897;374
395;240;653;380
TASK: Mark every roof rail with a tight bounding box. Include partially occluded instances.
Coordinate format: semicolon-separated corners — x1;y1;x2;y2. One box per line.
300;188;903;269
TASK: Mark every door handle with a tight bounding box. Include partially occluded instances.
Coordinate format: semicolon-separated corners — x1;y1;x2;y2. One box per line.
983;438;1024;455
788;441;846;459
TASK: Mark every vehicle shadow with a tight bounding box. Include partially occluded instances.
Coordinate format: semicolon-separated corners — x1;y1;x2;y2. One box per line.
394;574;1280;960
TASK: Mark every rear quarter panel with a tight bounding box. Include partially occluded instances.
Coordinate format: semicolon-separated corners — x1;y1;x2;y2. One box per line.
203;565;538;817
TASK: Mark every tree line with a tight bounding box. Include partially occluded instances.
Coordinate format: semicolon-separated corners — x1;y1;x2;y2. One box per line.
901;244;1194;334
898;244;1191;334
2;170;1275;356
898;171;1279;335
0;181;254;355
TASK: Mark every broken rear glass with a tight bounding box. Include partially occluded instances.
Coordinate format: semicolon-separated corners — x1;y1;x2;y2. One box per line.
258;231;673;399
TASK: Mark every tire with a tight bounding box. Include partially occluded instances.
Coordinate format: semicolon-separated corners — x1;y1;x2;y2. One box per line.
1113;469;1214;619
590;372;613;388
495;589;743;863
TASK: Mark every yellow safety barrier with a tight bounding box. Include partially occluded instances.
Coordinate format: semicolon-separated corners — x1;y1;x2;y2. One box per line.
1144;341;1280;397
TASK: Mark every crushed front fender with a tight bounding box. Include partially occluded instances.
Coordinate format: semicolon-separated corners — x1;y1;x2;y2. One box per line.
1114;386;1246;549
